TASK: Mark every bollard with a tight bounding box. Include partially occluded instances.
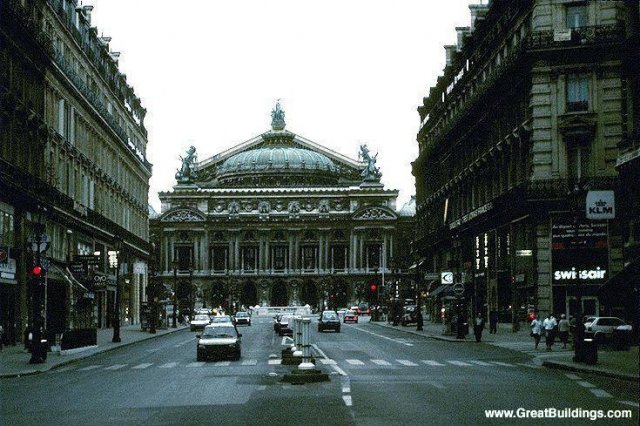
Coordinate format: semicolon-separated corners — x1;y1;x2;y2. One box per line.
293;317;303;357
298;318;314;370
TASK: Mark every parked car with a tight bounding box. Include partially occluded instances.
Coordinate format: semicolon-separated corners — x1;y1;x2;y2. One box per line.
196;324;242;361
584;317;632;342
190;314;211;331
401;305;418;326
343;310;358;323
318;310;341;332
278;315;294;336
234;311;252;326
356;302;370;316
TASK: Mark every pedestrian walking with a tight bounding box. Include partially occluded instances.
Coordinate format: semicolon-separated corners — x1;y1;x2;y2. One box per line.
489;310;498;334
558;314;570;348
530;314;543;350
542;313;557;351
473;313;485;342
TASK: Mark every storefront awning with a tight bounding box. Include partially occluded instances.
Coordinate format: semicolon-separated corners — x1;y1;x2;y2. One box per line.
428;284;453;298
49;264;88;292
598;256;639;306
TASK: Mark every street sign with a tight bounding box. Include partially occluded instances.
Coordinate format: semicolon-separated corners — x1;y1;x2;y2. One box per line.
424;272;439;280
441;271;453;285
74;255;101;265
453;283;464;296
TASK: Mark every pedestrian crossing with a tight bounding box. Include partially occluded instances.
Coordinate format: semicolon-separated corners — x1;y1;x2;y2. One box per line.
57;358;525;373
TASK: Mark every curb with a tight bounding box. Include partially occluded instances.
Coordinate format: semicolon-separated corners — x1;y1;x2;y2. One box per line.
368;321;469;342
542;360;639;383
0;326;188;379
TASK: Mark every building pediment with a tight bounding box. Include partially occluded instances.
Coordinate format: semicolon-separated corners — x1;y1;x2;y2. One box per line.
352;206;397;221
160;208;206;222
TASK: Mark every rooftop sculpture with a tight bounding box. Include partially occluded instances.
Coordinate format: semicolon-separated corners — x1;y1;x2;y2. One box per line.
271;100;286;131
175;145;198;184
359;144;382;182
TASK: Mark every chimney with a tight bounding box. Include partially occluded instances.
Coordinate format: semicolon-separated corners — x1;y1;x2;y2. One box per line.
82;5;94;25
455;26;470;52
109;52;121;63
469;3;490;32
444;45;456;67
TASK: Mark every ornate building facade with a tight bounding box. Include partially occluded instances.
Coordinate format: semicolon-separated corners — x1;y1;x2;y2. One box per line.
1;0;151;345
151;104;408;311
413;1;638;324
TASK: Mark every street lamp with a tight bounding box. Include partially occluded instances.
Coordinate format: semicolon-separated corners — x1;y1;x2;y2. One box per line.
111;236;123;343
172;259;178;328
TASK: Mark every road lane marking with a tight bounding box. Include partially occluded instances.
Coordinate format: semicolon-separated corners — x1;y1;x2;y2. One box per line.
618;400;639;408
342;395;353;406
132;363;153;369
104;364;127;370
242;359;258;366
517;363;542;369
564;373;582;380
397;360;419;366
577;381;596;388
213;361;230;367
349;326;413;346
491;361;514;367
78;365;102;371
159;362;177;369
429;382;446;389
468;360;493;366
422;360;445;366
186;362;205;367
371;359;392;366
590;389;612;398
447;361;472;366
268;359;282;365
346;359;364;365
319;358;336;365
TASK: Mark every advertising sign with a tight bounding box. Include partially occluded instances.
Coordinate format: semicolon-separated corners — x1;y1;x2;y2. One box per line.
586;191;615;220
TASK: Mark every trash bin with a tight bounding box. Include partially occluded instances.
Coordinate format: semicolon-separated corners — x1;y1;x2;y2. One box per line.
582;338;597;365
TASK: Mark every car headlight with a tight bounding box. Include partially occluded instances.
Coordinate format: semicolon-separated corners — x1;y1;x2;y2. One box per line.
229;343;238;348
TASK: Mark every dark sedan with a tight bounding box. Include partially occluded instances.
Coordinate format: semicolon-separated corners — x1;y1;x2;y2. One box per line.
196;324;242;361
318;311;341;332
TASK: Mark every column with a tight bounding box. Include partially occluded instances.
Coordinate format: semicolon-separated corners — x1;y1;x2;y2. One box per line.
318;236;323;271
359;234;364;272
288;233;294;272
163;232;169;273
350;231;356;271
234;234;240;271
383;233;388;272
201;231;208;271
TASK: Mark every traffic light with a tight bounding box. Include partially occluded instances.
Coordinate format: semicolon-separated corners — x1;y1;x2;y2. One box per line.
369;282;377;293
32;264;44;277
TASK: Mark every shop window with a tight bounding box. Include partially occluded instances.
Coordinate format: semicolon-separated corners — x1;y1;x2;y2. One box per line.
566;74;589;112
566;5;587;29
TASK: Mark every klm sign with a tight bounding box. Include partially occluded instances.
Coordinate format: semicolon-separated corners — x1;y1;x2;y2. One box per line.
586;191;615;220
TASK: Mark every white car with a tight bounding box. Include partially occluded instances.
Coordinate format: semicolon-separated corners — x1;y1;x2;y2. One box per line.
584;317;631;341
190;314;211;331
196;324;242;361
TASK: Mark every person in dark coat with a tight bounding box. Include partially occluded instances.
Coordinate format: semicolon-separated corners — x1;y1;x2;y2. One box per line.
489;310;498;334
473;313;485;342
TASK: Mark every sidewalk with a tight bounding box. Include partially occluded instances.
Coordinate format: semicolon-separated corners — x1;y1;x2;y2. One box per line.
0;324;187;379
369;319;639;382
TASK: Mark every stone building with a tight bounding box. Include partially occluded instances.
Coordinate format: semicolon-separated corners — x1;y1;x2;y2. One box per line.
413;1;638;324
1;0;151;344
151;104;408;311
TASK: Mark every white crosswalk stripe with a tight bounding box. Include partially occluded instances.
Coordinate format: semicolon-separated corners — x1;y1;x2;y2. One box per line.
397;360;419;366
371;359;392;366
268;359;282;365
78;365;102;371
346;359;365;366
159;362;177;369
467;360;493;366
491;361;514;367
590;389;612;398
422;360;445;366
319;359;336;365
242;359;258;366
104;364;127;370
212;361;231;367
131;363;153;369
186;362;205;368
447;361;472;366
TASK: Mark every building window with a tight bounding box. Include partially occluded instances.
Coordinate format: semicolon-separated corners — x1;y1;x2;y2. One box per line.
366;244;381;270
174;246;193;271
566;74;589;112
567;144;591;181
566;5;587;29
210;246;228;272
301;246;317;271
331;245;348;271
241;246;257;272
271;246;288;271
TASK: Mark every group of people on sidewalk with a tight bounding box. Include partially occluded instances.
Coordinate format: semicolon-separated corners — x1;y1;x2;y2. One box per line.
530;313;571;350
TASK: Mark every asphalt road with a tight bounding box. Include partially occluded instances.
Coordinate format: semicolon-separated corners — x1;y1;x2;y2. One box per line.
1;316;637;425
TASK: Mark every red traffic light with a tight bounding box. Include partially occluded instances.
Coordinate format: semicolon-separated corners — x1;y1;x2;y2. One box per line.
32;265;43;276
370;283;377;292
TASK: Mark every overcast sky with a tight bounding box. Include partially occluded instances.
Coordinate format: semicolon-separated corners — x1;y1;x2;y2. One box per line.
88;0;479;211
